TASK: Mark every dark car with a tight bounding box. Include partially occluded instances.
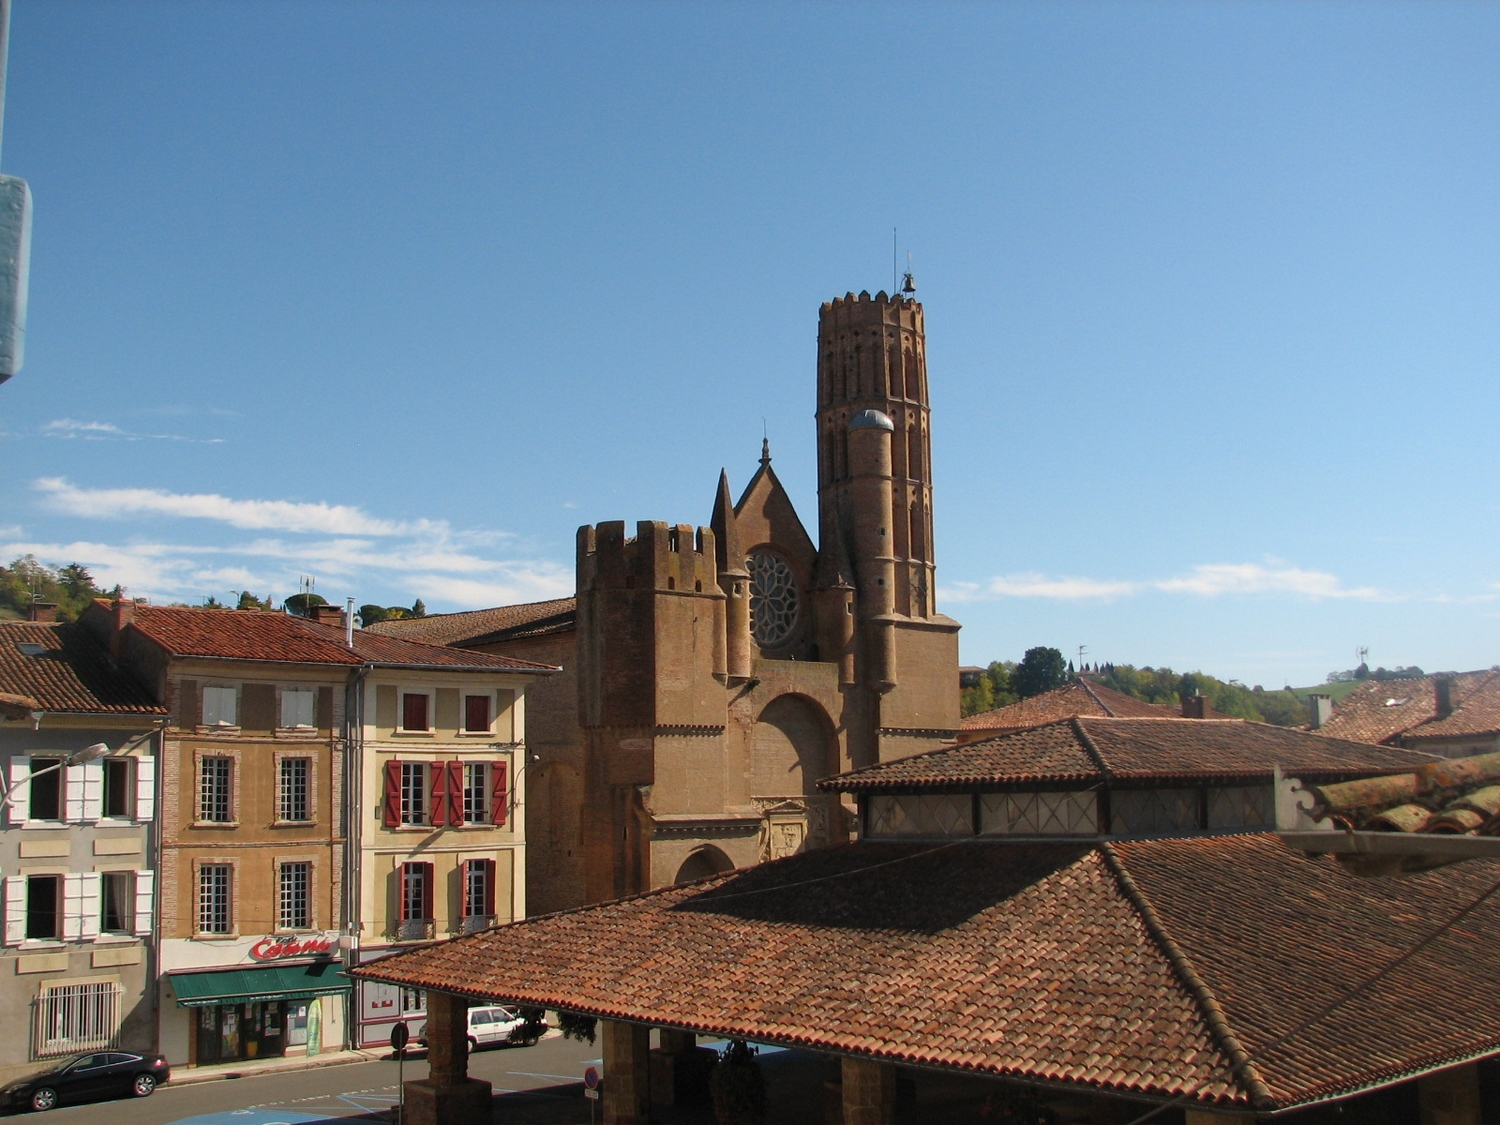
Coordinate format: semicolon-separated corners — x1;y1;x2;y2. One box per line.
0;1051;169;1112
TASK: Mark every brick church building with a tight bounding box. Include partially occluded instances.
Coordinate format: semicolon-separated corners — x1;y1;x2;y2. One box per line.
372;290;961;911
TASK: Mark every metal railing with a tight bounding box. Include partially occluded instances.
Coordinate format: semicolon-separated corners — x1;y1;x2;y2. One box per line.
460;914;496;935
33;982;123;1059
394;919;435;942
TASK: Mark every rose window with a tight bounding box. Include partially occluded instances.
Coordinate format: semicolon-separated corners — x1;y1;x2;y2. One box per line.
746;549;799;647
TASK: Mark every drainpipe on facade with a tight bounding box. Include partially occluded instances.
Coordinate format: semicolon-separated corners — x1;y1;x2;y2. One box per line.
341;663;373;1048
144;718;167;1055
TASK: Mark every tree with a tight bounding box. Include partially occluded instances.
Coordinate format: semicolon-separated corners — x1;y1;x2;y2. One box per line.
410;598;427;618
236;591;272;611
1012;647;1068;699
283;593;329;618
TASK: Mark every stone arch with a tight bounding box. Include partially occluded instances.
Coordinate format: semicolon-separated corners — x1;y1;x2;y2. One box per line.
673;845;734;885
750;693;835;798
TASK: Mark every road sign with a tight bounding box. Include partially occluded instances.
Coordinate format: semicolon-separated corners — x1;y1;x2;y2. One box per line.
583;1064;601;1099
390;1021;409;1052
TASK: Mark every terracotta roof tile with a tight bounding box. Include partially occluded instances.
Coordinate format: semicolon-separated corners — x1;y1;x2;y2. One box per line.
823;717;1436;791
0;622;165;715
301;620;560;673
960;680;1177;731
353;834;1500;1112
1317;671;1500;744
364;598;576;646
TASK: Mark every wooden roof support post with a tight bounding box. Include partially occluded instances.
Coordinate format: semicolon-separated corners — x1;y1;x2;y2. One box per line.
1419;1063;1481;1125
842;1057;897;1125
603;1019;651;1124
403;991;493;1125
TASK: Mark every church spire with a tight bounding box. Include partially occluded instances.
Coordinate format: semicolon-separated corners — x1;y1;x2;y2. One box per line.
760;435;771;469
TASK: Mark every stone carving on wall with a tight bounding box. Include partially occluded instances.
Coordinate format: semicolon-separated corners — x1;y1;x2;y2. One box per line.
754;796;834;862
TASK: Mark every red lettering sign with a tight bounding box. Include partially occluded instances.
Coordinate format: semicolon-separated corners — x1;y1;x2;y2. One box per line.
249;935;337;961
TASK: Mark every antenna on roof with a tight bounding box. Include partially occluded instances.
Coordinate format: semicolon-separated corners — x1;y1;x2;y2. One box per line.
1077;645;1088;676
1357;645;1370;666
893;227;898;295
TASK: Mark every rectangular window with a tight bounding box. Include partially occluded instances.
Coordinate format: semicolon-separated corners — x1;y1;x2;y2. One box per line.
400;862;431;922
464;694;491;733
401;693;430;732
202;685;237;727
33;981;123;1059
280;687;316;729
279;757;311;822
400;762;427;825
463;859;494;922
279;862;311;930
102;759;132;818
198;864;232;934
199;757;233;823
28;757;61;821
25;875;59;940
100;872;133;934
462;763;489;825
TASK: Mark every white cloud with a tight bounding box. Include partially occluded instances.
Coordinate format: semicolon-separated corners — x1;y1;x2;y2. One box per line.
946;560;1389;603
34;478;429;537
39;419;223;443
407;570;573;608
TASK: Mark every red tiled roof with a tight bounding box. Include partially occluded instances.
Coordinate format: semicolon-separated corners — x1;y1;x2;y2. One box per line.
365;598;576;646
1317;671;1500;744
1302;749;1500;836
353;834;1500;1112
822;716;1436;792
82;601;558;673
960;680;1176;731
0;622;165;715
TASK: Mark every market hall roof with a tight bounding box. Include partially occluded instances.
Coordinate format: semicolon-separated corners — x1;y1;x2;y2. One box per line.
353;833;1500;1114
0;621;166;716
820;716;1438;792
960;679;1185;732
364;597;577;647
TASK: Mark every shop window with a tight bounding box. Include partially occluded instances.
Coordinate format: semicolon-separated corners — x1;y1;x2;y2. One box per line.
198;864;232;934
279;862;311;930
280;688;316;730
203;685;237;727
100;872;133;934
102;758;132;818
25;875;60;940
401;693;430;732
464;694;491;733
279;758;311;823
28;757;61;821
462;763;489;825
199;757;233;823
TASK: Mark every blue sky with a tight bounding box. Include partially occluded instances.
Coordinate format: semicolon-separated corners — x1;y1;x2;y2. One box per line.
0;1;1496;687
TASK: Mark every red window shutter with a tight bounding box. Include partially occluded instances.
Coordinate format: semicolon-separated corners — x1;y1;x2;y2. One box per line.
420;862;434;921
446;761;465;826
429;762;447;827
465;694;490;732
383;761;402;828
490;761;508;827
482;859;497;917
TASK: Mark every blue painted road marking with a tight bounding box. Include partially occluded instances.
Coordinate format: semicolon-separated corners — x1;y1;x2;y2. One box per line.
164;1111;336;1125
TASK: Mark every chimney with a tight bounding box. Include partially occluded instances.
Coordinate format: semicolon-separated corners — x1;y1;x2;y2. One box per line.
1181;695;1210;720
1307;693;1333;730
311;605;345;628
27;602;57;623
110;598;136;658
344;597;355;648
1435;676;1456;719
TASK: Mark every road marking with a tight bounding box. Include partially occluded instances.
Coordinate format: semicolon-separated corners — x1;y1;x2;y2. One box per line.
506;1071;584;1081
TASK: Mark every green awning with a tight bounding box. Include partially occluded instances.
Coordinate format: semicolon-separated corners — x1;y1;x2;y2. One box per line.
170;961;351;1008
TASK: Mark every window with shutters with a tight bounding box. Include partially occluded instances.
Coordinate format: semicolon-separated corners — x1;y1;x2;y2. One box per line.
102;758;132;818
398;862;433;940
197;864;232;934
464;694;491;733
462;859;495;932
28;757;61;821
280;687;316;730
462;763;489;825
279;862;311;930
279;757;311;823
100;872;133;934
400;763;427;825
202;685;238;727
25;875;60;941
198;757;233;823
401;693;430;732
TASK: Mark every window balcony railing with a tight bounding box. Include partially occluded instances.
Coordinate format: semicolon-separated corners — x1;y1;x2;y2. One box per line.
394;919;435;942
460;914;496;935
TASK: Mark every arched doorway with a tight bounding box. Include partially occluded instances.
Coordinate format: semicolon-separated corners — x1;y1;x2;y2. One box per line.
750;694;833;798
674;845;733;885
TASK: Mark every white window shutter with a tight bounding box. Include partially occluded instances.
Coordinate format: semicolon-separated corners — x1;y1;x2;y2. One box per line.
64;764;86;823
3;877;23;945
134;758;156;822
6;759;28;825
79;873;101;942
62;873;84;941
133;871;154;937
81;759;103;822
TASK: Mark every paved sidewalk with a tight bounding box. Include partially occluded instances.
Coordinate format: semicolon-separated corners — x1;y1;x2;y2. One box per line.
169;1047;392;1086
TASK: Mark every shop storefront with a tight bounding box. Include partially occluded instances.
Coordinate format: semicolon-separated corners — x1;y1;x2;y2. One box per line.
353;948;426;1048
159;932;351;1068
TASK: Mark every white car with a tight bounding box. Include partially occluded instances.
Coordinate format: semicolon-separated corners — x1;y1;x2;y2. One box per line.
417;1005;546;1051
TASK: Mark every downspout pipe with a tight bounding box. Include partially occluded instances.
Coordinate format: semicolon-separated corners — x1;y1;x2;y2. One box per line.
342;662;373;1046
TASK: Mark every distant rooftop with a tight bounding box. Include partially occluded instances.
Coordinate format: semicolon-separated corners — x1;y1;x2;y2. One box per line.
365;597;576;647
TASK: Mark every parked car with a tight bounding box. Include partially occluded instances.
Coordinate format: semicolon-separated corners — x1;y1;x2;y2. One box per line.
0;1051;169;1112
416;1005;547;1051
